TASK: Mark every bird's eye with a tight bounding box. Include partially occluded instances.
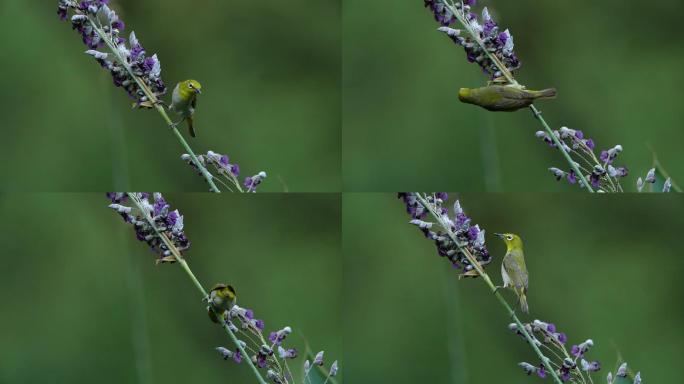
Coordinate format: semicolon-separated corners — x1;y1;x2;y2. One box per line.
188;83;193;88
506;235;513;241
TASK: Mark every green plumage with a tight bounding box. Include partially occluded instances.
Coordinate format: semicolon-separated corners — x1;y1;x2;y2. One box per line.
459;85;556;112
496;233;529;313
207;283;236;323
170;79;202;137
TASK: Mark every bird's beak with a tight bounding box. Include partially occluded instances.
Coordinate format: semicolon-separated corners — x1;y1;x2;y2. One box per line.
494;233;505;239
195;89;202;94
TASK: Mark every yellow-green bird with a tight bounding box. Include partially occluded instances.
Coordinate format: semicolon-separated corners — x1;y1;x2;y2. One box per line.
170;79;202;137
495;233;529;313
206;283;236;323
459;85;556;112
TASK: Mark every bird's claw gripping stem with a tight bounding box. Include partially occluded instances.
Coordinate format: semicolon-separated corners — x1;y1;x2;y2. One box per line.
169;119;183;130
531;106;543;118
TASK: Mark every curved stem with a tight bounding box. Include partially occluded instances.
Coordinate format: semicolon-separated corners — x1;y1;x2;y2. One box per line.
415;194;564;384
127;194;267;384
88;16;220;193
530;105;594;192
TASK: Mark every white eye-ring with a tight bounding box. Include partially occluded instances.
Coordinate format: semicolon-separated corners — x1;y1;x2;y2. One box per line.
506;235;514;241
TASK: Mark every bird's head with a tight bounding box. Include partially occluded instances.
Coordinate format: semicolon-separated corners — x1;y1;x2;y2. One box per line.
495;233;523;251
212;283;236;300
458;88;472;103
182;79;202;95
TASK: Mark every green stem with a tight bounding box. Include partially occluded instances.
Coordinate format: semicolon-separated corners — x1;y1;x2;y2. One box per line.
88;15;220;193
530;105;594;192
415;194;564;384
127;194;267;384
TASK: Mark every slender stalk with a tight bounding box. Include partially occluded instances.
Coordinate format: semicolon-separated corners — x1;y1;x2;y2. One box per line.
530;105;594;192
88;17;220;193
127;194;267;384
415;194;564;384
444;2;595;193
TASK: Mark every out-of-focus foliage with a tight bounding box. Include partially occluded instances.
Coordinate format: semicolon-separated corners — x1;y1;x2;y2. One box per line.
343;0;684;191
0;0;340;192
0;193;342;383
343;193;684;382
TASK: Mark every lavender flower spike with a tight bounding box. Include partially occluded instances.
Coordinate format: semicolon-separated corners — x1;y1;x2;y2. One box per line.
58;1;166;104
428;1;521;78
398;193;492;277
107;192;190;264
244;171;268;193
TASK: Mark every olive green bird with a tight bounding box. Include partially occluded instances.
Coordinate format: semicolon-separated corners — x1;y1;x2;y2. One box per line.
495;233;529;313
206;283;236;323
169;79;202;137
459;85;556;112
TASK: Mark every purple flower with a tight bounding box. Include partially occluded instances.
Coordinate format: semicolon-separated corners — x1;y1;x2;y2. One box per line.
268;326;292;346
400;194;492;277
313;351;325;366
58;0;166;103
107;192;190;264
244;171;268;193
599;145;623;164
233;349;242;363
537;364;547;378
430;2;521;78
589;172;601;189
571;339;593;358
278;347;298;359
581;359;601;372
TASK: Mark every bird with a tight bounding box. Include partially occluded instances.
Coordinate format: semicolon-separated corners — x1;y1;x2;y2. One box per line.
206;283;236;323
458;85;556;112
495;233;529;313
169;79;202;137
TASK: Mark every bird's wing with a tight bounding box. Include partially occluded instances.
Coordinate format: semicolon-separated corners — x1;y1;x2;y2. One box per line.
501;262;511;288
497;86;527;99
503;251;529;289
482;86;531;110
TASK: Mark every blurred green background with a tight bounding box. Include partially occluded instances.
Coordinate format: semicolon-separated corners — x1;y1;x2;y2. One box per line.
343;0;684;192
343;193;684;383
0;0;340;192
0;193;342;383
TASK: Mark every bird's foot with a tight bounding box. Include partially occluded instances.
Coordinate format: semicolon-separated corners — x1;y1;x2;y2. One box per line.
493;286;503;294
169;119;183;130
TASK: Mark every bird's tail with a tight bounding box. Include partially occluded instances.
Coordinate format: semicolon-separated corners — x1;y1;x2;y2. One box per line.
187;116;196;138
518;291;529;314
532;88;557;100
